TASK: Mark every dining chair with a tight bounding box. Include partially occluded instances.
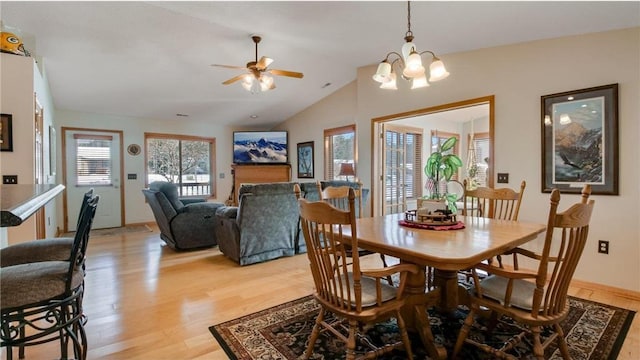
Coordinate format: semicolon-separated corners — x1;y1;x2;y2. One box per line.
452;185;595;360
317;181;392;284
462;180;526;269
1;195;99;360
0;189;94;267
462;180;526;221
298;188;420;360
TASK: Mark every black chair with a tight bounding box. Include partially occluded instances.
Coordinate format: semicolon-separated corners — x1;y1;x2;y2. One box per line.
1;195;99;360
0;189;94;267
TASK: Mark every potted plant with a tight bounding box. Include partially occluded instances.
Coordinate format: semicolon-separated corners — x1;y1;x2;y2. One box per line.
424;136;463;213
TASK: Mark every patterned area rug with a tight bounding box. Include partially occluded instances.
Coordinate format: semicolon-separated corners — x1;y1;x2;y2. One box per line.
210;295;634;360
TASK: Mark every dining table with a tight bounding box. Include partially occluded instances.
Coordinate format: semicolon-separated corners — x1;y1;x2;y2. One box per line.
344;212;547;360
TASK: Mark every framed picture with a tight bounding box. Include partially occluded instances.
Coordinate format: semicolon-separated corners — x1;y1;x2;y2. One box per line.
297;141;314;178
541;83;618;195
0;114;13;152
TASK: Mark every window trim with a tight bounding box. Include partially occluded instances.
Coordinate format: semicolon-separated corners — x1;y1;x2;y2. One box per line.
324;124;356;180
144;132;216;198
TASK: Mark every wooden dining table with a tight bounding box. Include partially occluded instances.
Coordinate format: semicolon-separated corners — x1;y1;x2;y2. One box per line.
344;212;547;359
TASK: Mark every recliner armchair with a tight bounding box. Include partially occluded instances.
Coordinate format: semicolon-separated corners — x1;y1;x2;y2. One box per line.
142;181;224;250
215;182;301;265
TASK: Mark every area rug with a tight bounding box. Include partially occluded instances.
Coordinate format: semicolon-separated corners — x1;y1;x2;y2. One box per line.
210;295;634;360
62;224;152;238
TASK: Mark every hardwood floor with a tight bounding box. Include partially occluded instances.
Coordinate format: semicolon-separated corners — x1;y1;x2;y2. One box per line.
4;225;639;359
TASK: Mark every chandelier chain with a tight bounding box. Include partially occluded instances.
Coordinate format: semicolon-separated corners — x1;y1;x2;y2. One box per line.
406;1;413;38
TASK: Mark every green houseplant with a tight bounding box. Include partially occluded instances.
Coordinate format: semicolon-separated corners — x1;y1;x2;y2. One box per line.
424;136;463;213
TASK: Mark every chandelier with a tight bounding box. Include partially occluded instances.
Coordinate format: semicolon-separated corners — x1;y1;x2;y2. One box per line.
372;1;450;90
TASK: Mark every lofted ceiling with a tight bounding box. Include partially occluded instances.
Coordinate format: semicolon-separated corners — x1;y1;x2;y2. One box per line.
2;1;638;128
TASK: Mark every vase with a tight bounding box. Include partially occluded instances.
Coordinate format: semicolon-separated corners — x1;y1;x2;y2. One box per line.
425;178;448;200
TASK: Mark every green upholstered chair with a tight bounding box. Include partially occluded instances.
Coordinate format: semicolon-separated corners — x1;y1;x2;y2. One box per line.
142;181;223;250
215;182;301;265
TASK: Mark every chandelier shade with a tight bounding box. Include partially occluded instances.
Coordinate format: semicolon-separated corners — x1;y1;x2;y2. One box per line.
372;1;450;90
411;75;429;89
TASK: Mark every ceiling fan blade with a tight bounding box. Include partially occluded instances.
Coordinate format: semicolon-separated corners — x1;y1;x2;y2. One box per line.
256;56;274;70
211;64;247;70
222;74;247;85
269;69;304;79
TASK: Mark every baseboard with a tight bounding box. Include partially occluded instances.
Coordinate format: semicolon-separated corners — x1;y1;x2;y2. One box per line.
570;278;640;301
124;221;156;228
500;264;640;301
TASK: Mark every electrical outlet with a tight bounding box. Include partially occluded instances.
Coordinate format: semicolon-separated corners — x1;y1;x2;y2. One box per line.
497;173;509;183
2;175;18;184
598;240;609;254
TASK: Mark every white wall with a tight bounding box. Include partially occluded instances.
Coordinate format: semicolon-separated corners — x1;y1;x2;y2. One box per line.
275;81;357;183
279;28;640;292
54;110;233;225
0;53;59;242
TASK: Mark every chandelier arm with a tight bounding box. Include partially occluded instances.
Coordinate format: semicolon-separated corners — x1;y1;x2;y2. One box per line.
389;57;405;73
383;51;403;62
418;50;437;59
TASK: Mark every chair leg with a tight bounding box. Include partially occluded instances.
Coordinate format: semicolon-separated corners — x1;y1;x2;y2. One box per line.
379;254;393;284
554;324;571;359
395;310;414;359
452;307;476;359
304;309;324;359
346;319;358;360
18;317;25;359
531;325;545;360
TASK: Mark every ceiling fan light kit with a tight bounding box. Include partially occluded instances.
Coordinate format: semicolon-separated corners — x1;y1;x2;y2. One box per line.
213;35;303;94
372;1;450;90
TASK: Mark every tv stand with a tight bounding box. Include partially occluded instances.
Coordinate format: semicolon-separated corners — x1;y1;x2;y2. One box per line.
230;164;291;205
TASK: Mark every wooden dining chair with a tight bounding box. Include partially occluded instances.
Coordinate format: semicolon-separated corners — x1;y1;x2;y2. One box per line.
462;179;526;221
462;180;526;269
298;188;420;360
317;182;392;284
452;185;595;360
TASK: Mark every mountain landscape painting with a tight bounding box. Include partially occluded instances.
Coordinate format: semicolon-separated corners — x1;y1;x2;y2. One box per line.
543;83;617;195
233;131;288;164
552;97;604;184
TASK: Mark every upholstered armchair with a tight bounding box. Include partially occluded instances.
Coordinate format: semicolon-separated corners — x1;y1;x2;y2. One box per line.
142;181;224;250
299;182;321;202
215;182;301;265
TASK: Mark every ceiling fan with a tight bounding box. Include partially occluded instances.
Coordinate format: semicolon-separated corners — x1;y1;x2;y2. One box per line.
212;35;304;93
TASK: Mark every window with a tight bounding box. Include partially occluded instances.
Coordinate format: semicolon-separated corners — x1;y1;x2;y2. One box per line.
145;133;216;197
324;125;356;180
75;134;113;186
471;132;490;187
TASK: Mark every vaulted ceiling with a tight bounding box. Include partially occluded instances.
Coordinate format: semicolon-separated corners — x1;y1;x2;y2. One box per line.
2;1;638;128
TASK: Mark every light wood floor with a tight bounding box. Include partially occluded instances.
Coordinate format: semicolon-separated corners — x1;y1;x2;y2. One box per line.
5;225;639;359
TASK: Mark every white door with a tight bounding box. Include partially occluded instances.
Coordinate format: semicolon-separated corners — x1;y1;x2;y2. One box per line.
64;129;123;230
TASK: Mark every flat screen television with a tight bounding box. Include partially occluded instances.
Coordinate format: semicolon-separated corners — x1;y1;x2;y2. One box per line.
233;131;288;164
